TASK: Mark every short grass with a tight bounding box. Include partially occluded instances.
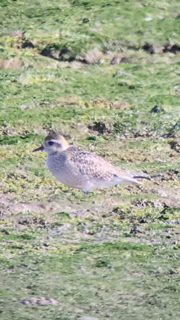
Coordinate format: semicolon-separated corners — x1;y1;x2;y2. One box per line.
0;0;180;319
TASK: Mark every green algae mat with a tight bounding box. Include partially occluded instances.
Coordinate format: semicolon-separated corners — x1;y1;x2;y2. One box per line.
0;0;180;319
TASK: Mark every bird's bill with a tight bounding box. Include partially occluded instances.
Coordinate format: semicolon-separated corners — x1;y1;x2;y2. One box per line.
33;145;44;152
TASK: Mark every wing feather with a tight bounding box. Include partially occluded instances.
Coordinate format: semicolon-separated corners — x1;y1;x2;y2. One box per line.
66;147;133;181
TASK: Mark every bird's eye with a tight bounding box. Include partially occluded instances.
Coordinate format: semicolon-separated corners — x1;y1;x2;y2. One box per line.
48;141;54;146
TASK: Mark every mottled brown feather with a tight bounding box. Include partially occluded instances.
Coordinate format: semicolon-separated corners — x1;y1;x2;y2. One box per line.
64;146;131;181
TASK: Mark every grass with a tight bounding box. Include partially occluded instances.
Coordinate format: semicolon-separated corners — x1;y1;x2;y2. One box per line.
0;0;180;319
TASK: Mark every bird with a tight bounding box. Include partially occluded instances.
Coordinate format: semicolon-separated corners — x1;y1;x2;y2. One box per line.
33;132;148;194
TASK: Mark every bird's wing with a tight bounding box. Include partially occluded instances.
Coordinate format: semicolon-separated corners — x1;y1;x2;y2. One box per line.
66;147;136;181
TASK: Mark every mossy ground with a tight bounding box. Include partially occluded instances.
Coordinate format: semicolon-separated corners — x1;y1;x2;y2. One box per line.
0;0;180;319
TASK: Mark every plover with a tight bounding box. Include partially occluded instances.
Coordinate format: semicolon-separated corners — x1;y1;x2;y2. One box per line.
33;132;147;193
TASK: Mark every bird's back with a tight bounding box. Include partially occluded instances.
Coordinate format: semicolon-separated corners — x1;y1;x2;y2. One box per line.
46;146;139;191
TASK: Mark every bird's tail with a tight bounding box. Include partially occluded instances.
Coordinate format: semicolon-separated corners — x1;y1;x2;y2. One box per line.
130;171;151;180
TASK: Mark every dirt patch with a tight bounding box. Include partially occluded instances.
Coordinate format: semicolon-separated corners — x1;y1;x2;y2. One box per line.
153;187;180;207
0;57;22;69
21;297;59;306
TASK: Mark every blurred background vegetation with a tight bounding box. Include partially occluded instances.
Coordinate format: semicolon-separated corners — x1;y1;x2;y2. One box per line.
0;1;180;319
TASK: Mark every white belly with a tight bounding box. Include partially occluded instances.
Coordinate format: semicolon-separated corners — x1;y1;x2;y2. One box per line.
46;155;85;189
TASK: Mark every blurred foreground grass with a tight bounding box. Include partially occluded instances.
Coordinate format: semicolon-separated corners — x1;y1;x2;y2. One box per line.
0;0;180;319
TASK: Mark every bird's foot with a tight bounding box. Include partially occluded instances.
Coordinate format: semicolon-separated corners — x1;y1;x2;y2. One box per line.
83;190;89;195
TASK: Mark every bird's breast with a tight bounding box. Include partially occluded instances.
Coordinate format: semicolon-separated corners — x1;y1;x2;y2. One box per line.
46;154;84;188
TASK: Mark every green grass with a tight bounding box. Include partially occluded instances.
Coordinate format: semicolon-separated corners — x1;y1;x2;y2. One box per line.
0;0;180;319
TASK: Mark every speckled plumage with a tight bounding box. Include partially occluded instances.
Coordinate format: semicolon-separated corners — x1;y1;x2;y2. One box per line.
64;146;131;181
33;132;144;193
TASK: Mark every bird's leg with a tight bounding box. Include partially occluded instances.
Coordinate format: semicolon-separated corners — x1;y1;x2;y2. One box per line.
83;190;89;195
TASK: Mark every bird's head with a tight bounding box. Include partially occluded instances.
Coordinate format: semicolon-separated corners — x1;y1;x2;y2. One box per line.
33;132;69;155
